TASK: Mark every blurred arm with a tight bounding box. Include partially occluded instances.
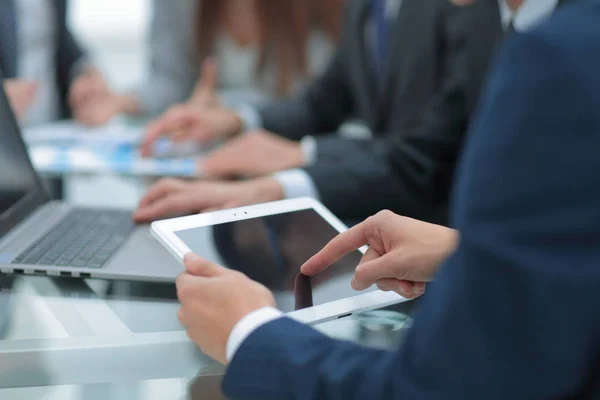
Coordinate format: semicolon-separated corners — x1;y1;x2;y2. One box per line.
303;24;468;222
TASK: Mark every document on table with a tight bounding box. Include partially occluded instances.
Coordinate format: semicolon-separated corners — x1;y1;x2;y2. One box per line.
24;120;202;177
22;120;143;146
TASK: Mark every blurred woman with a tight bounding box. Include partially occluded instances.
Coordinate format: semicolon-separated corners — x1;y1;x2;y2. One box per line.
79;0;342;125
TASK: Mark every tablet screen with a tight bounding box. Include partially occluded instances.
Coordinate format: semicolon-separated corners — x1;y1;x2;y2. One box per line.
174;209;373;313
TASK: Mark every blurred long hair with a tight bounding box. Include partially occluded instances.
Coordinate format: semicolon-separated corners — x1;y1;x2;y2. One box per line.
196;0;342;95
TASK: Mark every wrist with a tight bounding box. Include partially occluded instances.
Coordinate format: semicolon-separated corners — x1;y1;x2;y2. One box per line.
117;95;141;115
441;229;459;257
251;177;284;203
292;144;305;169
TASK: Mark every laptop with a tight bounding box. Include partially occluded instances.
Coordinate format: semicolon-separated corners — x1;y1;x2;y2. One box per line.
0;80;184;282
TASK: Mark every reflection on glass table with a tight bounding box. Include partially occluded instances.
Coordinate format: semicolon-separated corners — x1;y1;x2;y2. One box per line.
0;273;417;399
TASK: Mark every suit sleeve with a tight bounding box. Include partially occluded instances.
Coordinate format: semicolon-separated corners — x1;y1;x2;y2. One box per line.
303;23;467;222
222;24;600;400
257;5;354;141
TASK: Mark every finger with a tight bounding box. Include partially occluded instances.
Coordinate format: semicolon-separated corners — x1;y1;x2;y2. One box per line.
138;178;186;207
352;251;421;291
176;272;202;302
375;278;425;299
197;58;218;96
177;306;187;327
142;119;172;157
133;191;201;222
359;246;381;264
184;253;224;277
142;113;186;156
142;110;201;156
300;220;372;276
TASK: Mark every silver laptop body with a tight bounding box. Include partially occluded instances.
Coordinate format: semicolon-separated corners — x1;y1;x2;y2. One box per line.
0;76;183;282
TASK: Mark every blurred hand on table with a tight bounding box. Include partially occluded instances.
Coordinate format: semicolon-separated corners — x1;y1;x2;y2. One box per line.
69;66;140;126
132;177;285;223
4;79;37;120
141;59;243;157
301;210;459;298
200;129;304;178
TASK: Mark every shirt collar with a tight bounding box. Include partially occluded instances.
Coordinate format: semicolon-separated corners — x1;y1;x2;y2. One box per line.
498;0;559;32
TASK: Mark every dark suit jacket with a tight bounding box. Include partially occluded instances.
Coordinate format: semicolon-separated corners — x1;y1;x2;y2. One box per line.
256;0;504;223
222;1;600;398
0;0;86;117
256;0;462;221
303;0;504;223
260;0;451;140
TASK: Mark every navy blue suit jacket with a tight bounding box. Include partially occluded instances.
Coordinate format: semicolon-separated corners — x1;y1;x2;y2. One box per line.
222;0;600;398
0;0;86;117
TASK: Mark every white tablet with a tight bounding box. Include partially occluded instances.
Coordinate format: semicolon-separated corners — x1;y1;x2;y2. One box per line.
150;198;407;325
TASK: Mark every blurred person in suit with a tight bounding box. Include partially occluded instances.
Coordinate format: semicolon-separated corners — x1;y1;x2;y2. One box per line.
172;0;600;398
0;0;113;200
134;0;476;224
0;0;112;126
77;0;342;125
135;0;569;224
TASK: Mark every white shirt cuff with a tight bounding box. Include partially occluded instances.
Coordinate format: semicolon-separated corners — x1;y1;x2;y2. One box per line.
235;103;263;133
226;307;283;362
300;136;318;166
273;169;321;200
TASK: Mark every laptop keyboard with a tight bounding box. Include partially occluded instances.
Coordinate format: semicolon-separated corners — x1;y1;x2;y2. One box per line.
11;208;135;269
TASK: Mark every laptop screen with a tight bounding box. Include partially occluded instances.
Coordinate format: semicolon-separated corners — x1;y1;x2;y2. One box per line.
0;78;49;239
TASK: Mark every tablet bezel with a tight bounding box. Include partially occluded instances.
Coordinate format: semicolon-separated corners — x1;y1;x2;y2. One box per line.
150;198;407;325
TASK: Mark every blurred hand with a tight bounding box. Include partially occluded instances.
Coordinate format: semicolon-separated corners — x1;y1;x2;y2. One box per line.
69;67;110;109
200;130;304;178
141;104;242;157
74;94;139;126
177;253;276;364
301;210;459;298
188;58;221;109
133;177;284;223
141;59;241;157
4;79;38;120
69;67;118;125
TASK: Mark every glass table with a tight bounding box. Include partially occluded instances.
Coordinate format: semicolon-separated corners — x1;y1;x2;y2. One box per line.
0;274;417;399
6;117;417;398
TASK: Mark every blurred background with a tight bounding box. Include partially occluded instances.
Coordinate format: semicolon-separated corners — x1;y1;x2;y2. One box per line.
69;0;148;92
63;0;149;208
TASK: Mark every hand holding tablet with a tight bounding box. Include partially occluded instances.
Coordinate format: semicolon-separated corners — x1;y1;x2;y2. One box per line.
301;210;459;298
150;198;409;325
